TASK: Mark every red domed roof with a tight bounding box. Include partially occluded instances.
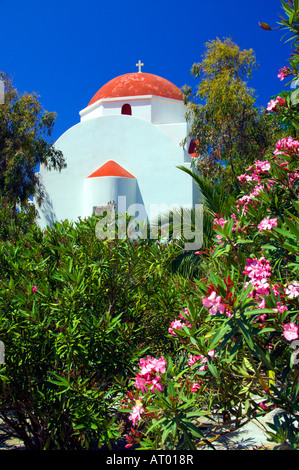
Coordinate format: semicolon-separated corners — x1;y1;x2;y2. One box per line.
87;160;135;178
88;72;183;106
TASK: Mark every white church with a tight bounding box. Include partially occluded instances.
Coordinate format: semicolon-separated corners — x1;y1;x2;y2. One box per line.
36;62;201;231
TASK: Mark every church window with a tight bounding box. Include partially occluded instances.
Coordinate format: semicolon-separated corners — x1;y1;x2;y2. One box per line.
121;103;132;115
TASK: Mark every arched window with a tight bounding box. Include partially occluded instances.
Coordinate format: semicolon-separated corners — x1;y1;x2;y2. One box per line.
121;103;132;115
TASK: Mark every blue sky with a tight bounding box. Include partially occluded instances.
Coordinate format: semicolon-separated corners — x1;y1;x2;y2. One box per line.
0;0;293;142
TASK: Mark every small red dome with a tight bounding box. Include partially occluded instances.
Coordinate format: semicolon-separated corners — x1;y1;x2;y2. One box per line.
88;72;183;106
87;160;135;178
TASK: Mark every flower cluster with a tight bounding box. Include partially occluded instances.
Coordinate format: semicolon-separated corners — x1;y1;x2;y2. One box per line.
243;256;272;309
277;66;292;81
235;183;265;215
257;216;278;233
274;136;299;157
238;160;271;183
213;216;227;229
284;281;299;299
283;322;299;341
125;355;167;427
124;427;141;449
188;349;216;371
129;400;144;426
266;95;287;112
134;355;167;394
168;308;192;336
180;378;202;393
202;291;226;315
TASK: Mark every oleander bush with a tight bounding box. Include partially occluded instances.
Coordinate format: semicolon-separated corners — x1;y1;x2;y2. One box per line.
0;214;193;449
120;1;299;451
122;145;299;449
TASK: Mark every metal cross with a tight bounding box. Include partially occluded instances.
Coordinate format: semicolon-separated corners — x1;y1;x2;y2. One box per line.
136;60;144;73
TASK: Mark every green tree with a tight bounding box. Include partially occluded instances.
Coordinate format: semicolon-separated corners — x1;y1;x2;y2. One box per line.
0;73;65;216
183;38;277;195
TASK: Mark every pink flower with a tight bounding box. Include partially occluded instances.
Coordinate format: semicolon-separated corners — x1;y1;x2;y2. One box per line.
238;173;253;182
202;291;226;315
283;322;299;341
129;401;144;426
257;298;266;309
149;376;163;392
274;302;288;314
169;309;192;336
168;319;184;336
188;350;216;370
284;281;299;299
253;160;271;174
179;308;191;321
188;355;203;367
213;217;227;229
134;356;167;394
191;382;201;392
32;285;37;294
215;234;224;244
258;216;278;233
139;355;167;375
267;99;278;111
277;66;291;81
288;171;299;188
134;374;148;394
253;313;267;324
274;137;299;157
198;350;217;370
266;96;286;112
250;183;265;197
243;256;272;282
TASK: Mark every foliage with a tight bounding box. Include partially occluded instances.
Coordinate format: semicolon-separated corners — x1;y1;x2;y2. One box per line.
122;134;299;451
121;5;299;450
183;38;277;195
0;197;37;242
0;73;65;212
0;215;192;449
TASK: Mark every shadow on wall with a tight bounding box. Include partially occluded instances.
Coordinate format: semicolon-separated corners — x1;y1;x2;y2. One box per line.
40;189;57;228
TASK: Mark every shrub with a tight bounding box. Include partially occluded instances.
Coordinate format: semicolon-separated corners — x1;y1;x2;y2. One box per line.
121;134;299;450
121;1;299;448
0;215;190;449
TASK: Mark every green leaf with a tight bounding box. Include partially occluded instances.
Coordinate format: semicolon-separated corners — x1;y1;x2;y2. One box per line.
181;420;205;439
226;338;243;362
209;322;231;349
167;379;175;396
274;227;295;239
281;0;293;16
207;356;218;378
284;218;299;238
289;10;295;24
261;244;277;251
244;308;276;316
161;422;173;444
236;317;255;350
